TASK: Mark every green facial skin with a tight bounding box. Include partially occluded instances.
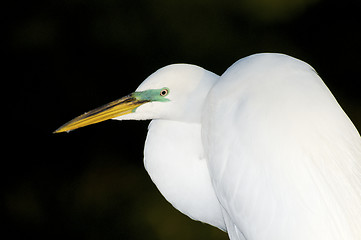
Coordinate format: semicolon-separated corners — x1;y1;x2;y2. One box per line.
133;87;170;102
131;87;170;112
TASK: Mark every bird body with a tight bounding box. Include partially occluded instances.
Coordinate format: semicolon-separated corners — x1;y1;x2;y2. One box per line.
203;54;361;239
55;53;361;240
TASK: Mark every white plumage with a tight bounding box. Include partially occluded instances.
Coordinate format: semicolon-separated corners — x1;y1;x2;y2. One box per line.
203;54;361;239
56;53;361;239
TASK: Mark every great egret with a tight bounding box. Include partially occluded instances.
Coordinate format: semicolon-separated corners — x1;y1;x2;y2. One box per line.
55;53;361;240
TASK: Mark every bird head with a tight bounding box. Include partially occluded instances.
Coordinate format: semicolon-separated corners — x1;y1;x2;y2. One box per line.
54;64;218;133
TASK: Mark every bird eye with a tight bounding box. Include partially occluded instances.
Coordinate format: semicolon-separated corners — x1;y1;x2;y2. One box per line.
160;88;169;97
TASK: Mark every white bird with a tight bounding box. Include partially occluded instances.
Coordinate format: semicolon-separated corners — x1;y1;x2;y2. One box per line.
55;53;361;240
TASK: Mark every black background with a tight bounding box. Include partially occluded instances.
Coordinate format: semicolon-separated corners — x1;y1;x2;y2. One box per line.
4;0;361;239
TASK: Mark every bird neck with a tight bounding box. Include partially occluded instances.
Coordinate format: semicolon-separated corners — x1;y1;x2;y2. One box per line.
143;119;226;231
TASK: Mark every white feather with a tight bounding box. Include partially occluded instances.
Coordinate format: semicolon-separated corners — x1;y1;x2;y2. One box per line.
144;119;226;230
203;53;361;239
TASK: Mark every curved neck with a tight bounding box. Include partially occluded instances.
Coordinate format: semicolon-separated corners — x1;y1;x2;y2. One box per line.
143;119;226;230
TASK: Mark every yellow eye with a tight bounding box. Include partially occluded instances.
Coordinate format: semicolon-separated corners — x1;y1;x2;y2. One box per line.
160;88;169;96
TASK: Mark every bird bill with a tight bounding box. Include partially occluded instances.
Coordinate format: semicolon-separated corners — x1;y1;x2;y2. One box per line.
54;94;146;133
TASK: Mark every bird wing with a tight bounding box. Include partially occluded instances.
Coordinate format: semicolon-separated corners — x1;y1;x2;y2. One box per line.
202;54;361;240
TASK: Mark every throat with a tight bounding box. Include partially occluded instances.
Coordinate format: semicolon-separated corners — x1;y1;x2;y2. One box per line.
143;119;226;231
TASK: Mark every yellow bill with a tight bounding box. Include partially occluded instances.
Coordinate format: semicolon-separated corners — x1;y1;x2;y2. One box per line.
54;94;148;133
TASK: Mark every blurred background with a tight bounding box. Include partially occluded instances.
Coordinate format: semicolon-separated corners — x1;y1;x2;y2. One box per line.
3;0;361;239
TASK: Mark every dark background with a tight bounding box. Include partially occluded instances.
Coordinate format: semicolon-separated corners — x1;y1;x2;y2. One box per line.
4;0;361;239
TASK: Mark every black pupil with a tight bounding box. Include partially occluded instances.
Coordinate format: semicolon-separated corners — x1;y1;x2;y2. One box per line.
161;90;167;96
